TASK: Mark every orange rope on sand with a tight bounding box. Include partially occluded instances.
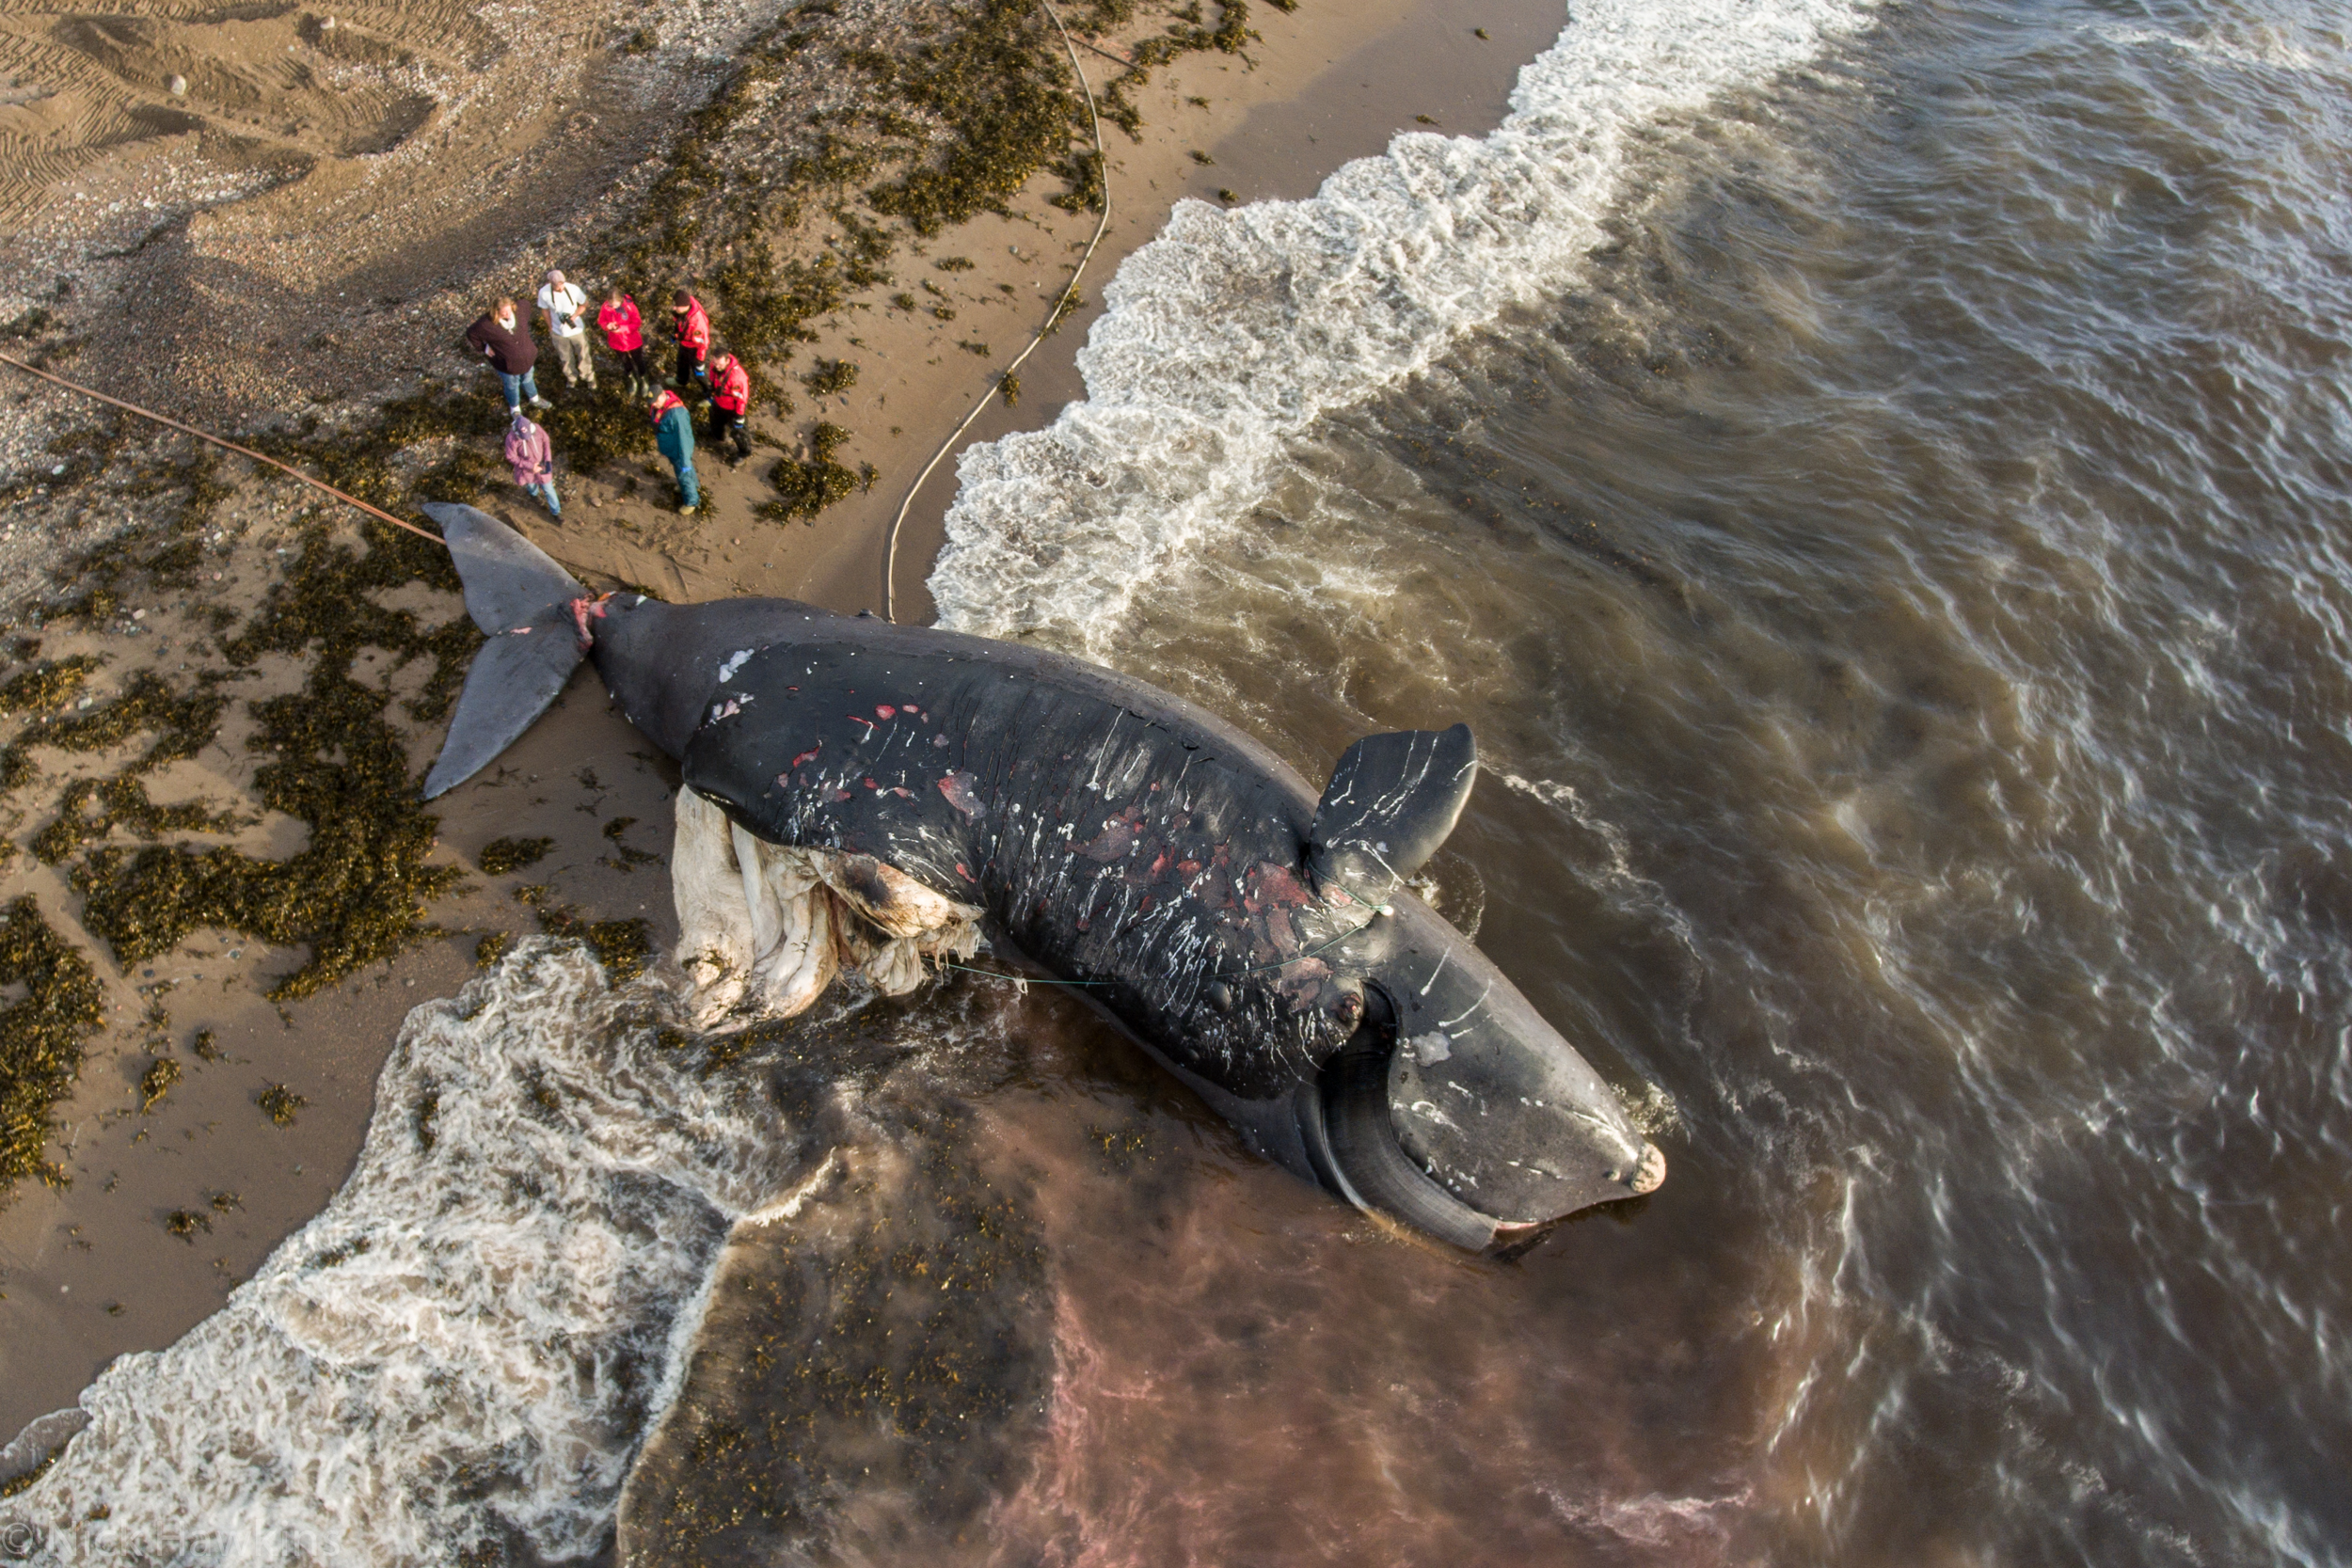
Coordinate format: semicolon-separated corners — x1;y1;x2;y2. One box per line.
0;350;449;547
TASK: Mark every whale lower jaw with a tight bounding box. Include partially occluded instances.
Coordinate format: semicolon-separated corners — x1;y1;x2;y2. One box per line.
672;786;982;1028
1305;1041;1503;1252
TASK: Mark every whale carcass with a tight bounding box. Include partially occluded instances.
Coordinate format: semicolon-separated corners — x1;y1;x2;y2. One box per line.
421;503;1664;1250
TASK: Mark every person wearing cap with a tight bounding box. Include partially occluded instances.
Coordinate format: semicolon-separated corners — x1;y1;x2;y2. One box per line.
505;410;561;517
650;385;698;515
597;287;651;399
536;269;595;389
705;348;753;464
669;289;711;389
464;297;548;414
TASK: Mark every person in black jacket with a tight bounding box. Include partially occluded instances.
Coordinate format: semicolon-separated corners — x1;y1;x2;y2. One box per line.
465;298;550;414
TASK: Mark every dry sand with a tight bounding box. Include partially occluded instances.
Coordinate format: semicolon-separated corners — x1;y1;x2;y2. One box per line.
0;0;1569;1446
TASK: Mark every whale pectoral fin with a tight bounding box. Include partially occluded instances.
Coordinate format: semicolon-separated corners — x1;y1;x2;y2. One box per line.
421;609;586;798
1307;722;1477;903
422;502;588;635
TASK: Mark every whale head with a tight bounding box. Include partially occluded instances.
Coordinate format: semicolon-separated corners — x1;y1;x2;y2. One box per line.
1286;724;1664;1250
1296;895;1665;1251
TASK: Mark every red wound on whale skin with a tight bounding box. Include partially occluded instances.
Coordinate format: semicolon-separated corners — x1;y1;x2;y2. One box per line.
937;772;985;817
955;863;976;882
788;745;821;769
849;715;876;735
877;705;897;720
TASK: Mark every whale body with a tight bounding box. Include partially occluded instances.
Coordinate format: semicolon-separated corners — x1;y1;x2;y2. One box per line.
421;503;1664;1249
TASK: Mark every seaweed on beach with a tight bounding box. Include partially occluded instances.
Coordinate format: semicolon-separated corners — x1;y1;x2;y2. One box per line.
137;1054;182;1113
0;655;102;717
256;1083;306;1126
0;896;107;1198
566;0;1273;521
864;0;1084;235
67;525;474;1002
32;774;242;865
479;836;553;875
516;884;655;984
759;424;864;524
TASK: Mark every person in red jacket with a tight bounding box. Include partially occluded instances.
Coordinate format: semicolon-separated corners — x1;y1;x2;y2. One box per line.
669;290;710;389
598;288;652;399
704;349;753;464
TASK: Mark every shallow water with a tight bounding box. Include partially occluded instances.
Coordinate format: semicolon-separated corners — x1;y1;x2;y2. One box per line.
8;0;2351;1560
925;0;2352;1559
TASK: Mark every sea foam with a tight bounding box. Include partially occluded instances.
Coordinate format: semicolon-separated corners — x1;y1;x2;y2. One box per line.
0;943;809;1566
929;0;1875;649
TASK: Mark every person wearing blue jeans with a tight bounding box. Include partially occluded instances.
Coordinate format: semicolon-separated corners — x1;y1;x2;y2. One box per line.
498;367;543;414
465;297;549;415
651;387;698;514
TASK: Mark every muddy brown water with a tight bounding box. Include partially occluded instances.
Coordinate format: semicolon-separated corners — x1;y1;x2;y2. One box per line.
717;0;2352;1558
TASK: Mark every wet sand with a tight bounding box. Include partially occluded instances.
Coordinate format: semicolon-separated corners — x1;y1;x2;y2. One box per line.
0;0;1570;1447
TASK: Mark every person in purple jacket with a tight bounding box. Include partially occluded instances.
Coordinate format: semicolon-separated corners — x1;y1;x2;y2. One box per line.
504;411;560;517
466;297;550;414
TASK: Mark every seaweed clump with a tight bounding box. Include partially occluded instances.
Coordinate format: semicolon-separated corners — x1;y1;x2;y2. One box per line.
803;358;859;397
256;1083;307;1126
33;774;241;866
0;897;107;1196
479;836;553;875
138;1055;182;1113
758;424;865;524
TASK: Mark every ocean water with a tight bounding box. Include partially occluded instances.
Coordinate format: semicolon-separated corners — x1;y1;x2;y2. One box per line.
10;0;2352;1560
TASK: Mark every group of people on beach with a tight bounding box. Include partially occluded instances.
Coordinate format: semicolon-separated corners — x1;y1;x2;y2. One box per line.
465;269;756;519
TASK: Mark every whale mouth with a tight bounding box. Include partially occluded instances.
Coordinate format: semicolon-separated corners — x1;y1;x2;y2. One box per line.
1305;1038;1502;1252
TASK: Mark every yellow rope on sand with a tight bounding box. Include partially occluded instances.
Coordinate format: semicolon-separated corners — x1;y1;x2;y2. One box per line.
0;350;449;546
882;0;1115;624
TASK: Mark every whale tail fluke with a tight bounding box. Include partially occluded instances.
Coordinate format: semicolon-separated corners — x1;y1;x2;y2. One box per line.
424;502;589;634
419;503;591;800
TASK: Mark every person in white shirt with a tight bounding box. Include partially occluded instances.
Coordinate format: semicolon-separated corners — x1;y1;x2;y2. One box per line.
535;269;595;389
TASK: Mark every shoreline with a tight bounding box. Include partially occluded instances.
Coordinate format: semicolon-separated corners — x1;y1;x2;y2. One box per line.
0;0;1572;1446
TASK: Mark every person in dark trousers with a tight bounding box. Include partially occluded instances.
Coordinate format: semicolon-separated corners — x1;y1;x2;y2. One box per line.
598;288;652;399
650;386;698;515
466;297;548;414
669;290;711;389
705;349;753;464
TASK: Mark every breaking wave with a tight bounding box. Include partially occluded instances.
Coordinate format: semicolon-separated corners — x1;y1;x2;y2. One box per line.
0;943;809;1565
929;0;1876;646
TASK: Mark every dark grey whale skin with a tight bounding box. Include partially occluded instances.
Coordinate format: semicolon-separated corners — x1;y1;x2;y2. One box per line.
588;593;1661;1240
417;504;1662;1244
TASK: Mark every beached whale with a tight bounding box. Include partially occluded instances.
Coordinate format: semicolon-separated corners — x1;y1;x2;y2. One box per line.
419;503;1664;1249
